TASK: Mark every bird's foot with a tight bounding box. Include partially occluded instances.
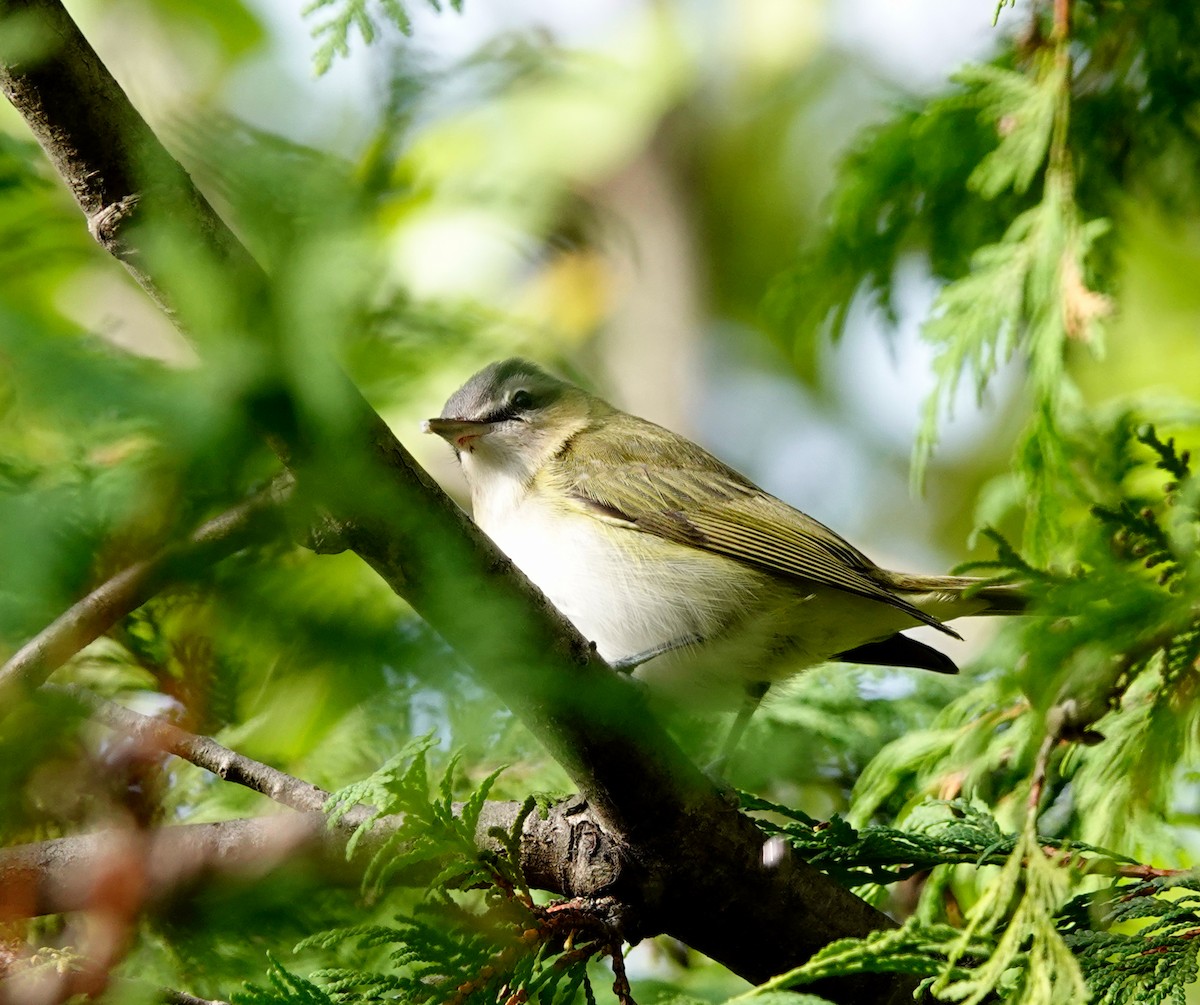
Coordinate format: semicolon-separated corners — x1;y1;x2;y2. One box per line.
608;633;703;673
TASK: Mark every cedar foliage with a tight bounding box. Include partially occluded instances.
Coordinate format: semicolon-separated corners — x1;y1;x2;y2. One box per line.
2;1;1200;1004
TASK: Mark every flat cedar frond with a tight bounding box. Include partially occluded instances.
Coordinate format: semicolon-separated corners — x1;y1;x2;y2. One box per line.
302;0;461;74
959;57;1065;199
745;795;1142;893
1136;424;1193;482
743;796;1016;886
1060;875;1200;1004
234;956;334;1005
322;736;513;898
763;94;1026;343
286;746;616;1005
739;918;990;997
921;817;1086;1005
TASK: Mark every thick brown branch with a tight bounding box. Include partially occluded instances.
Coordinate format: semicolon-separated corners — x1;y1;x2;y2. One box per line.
0;479;290;709
0;800;624;920
0;3;914;999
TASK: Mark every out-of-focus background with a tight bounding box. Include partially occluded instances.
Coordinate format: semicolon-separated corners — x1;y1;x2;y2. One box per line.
54;0;1017;574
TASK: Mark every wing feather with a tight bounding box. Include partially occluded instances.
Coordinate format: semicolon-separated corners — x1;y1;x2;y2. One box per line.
555;420;953;635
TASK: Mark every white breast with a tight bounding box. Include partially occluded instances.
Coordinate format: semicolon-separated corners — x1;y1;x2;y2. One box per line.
468;465;755;669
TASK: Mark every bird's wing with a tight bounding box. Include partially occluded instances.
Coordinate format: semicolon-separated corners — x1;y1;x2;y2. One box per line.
556;429;954;636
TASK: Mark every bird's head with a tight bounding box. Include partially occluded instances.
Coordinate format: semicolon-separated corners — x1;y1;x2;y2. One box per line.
423;358;597;482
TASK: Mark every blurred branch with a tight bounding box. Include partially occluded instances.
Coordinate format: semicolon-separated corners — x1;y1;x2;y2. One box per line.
44;683;350;818
0;815;345;920
0;477;292;710
0;2;913;998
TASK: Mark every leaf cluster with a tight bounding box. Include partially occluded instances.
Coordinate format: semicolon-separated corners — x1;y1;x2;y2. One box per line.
742;795;1021;887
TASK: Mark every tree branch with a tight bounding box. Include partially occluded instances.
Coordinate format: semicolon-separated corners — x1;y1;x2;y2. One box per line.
0;3;915;998
0;815;334;921
0;799;627;920
0;478;291;709
45;683;347;818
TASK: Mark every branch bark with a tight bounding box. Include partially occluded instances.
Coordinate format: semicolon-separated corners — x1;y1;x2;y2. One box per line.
0;800;625;921
0;2;915;999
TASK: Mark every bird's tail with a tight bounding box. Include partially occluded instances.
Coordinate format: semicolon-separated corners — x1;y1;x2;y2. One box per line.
883;573;1030;617
966;580;1029;615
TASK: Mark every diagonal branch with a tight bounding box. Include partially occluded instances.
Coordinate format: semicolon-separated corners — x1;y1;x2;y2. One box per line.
0;2;914;999
0;478;291;709
44;683;349;818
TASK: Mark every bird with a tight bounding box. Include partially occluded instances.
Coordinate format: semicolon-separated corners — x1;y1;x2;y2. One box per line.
423;358;1024;754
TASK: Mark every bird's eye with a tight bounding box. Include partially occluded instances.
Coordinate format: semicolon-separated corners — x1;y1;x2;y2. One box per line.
510;389;534;411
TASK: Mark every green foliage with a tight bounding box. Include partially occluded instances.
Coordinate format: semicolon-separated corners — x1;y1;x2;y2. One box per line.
731;662;967;800
769;1;1200;562
777;413;1200;1000
853;413;1200;833
743;794;1106;887
236;956;335;1005
259;743;616;1005
740;794;1200;1003
931;817;1087;1005
731;410;1200;998
1061;875;1200;1004
325;734;509;893
960;59;1062;201
302;0;463;74
739;919;986;996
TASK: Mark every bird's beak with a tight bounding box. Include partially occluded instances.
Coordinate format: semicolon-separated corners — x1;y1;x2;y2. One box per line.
422;417;497;451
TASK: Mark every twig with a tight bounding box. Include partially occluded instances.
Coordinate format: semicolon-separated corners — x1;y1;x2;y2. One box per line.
45;683;349;819
0;477;291;711
1075;854;1186;880
1052;0;1071;41
609;943;636;1005
1028;730;1058;814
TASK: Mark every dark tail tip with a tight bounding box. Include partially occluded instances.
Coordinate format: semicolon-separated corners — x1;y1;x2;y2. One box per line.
972;582;1029;615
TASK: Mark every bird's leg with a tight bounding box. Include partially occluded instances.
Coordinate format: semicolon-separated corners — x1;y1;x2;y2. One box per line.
607;633;702;673
708;681;770;777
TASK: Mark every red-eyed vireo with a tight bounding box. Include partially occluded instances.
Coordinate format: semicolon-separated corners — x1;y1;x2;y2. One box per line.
423;359;1023;744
